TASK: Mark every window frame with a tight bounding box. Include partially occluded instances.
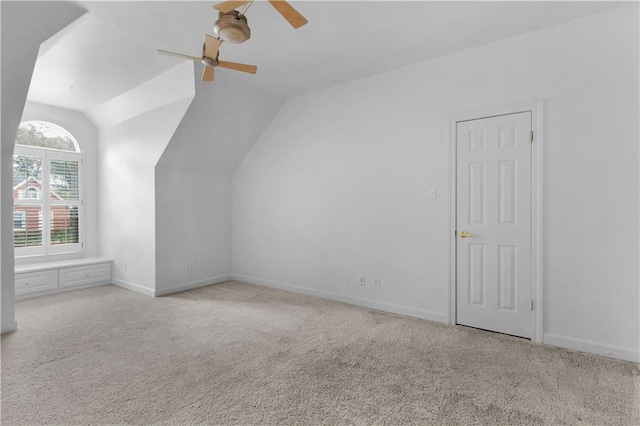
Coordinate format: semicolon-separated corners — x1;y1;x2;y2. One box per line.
13;134;84;259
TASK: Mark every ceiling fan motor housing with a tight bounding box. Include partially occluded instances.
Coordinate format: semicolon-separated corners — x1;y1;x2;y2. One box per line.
214;10;251;44
202;56;218;67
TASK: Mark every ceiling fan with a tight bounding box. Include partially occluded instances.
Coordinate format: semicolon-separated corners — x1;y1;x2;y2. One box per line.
212;0;308;44
158;34;257;82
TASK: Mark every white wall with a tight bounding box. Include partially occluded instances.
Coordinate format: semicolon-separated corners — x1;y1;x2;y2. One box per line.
98;64;194;296
232;5;639;362
1;1;86;333
17;102;99;263
155;69;284;295
155;170;232;295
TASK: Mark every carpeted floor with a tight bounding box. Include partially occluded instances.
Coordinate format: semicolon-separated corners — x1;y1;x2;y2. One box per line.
1;281;639;425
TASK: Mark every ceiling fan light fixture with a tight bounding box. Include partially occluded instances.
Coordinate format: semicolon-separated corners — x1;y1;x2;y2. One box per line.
214;11;251;44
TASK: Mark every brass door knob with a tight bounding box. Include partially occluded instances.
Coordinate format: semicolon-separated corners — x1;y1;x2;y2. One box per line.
459;230;475;238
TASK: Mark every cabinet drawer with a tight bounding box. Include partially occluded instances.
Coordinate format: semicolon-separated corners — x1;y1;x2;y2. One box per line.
15;270;58;295
59;263;111;288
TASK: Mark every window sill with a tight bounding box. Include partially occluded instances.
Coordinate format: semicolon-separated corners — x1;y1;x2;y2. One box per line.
14;251;86;267
15;257;112;274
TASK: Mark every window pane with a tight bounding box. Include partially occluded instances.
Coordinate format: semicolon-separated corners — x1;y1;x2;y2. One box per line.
50;160;79;200
50;205;79;245
16;122;78;152
13;212;26;230
13;206;43;248
13;155;43;200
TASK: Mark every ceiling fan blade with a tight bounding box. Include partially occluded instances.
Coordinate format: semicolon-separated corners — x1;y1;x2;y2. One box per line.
217;60;257;74
268;0;308;29
213;1;250;13
158;49;201;61
205;35;221;59
202;66;214;82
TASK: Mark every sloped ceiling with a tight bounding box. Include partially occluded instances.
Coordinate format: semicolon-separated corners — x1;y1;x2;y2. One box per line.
27;14;181;112
157;66;285;173
26;1;624;112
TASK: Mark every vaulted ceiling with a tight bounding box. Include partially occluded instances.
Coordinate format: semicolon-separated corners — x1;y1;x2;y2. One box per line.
27;1;624;112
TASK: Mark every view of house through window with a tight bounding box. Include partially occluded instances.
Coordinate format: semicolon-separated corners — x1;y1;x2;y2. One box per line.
13;121;83;257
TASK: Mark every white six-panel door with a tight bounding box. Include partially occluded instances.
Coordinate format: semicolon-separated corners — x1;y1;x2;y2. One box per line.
456;112;532;338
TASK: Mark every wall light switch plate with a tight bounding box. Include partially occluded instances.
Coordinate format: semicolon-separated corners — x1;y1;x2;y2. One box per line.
428;188;437;200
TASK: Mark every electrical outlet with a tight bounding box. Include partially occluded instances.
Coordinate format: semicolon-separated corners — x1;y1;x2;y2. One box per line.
359;274;366;286
123;262;128;272
373;276;380;288
185;264;192;274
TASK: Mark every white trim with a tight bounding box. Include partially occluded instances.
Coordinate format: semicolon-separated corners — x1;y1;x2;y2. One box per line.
112;278;155;297
1;320;18;335
543;333;639;364
448;99;544;343
15;257;112;273
154;274;232;297
530;102;544;343
233;274;448;323
15;281;109;300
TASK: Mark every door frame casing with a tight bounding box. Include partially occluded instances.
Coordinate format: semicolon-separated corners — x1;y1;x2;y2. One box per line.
447;100;543;343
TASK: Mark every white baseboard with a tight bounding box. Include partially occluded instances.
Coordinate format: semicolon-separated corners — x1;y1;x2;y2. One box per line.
544;333;639;363
112;278;155;297
232;274;448;324
15;281;110;300
1;319;18;334
155;274;232;297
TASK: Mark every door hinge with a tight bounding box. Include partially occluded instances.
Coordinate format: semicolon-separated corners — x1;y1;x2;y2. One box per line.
530;299;534;311
530;131;534;143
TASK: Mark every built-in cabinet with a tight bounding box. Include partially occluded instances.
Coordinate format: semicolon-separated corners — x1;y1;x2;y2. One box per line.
15;269;59;295
15;258;112;298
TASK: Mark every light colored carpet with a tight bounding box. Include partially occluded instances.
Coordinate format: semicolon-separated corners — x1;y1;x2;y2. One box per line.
2;281;639;425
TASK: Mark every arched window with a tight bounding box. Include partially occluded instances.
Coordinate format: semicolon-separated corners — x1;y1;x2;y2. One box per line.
13;121;83;257
26;187;39;199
